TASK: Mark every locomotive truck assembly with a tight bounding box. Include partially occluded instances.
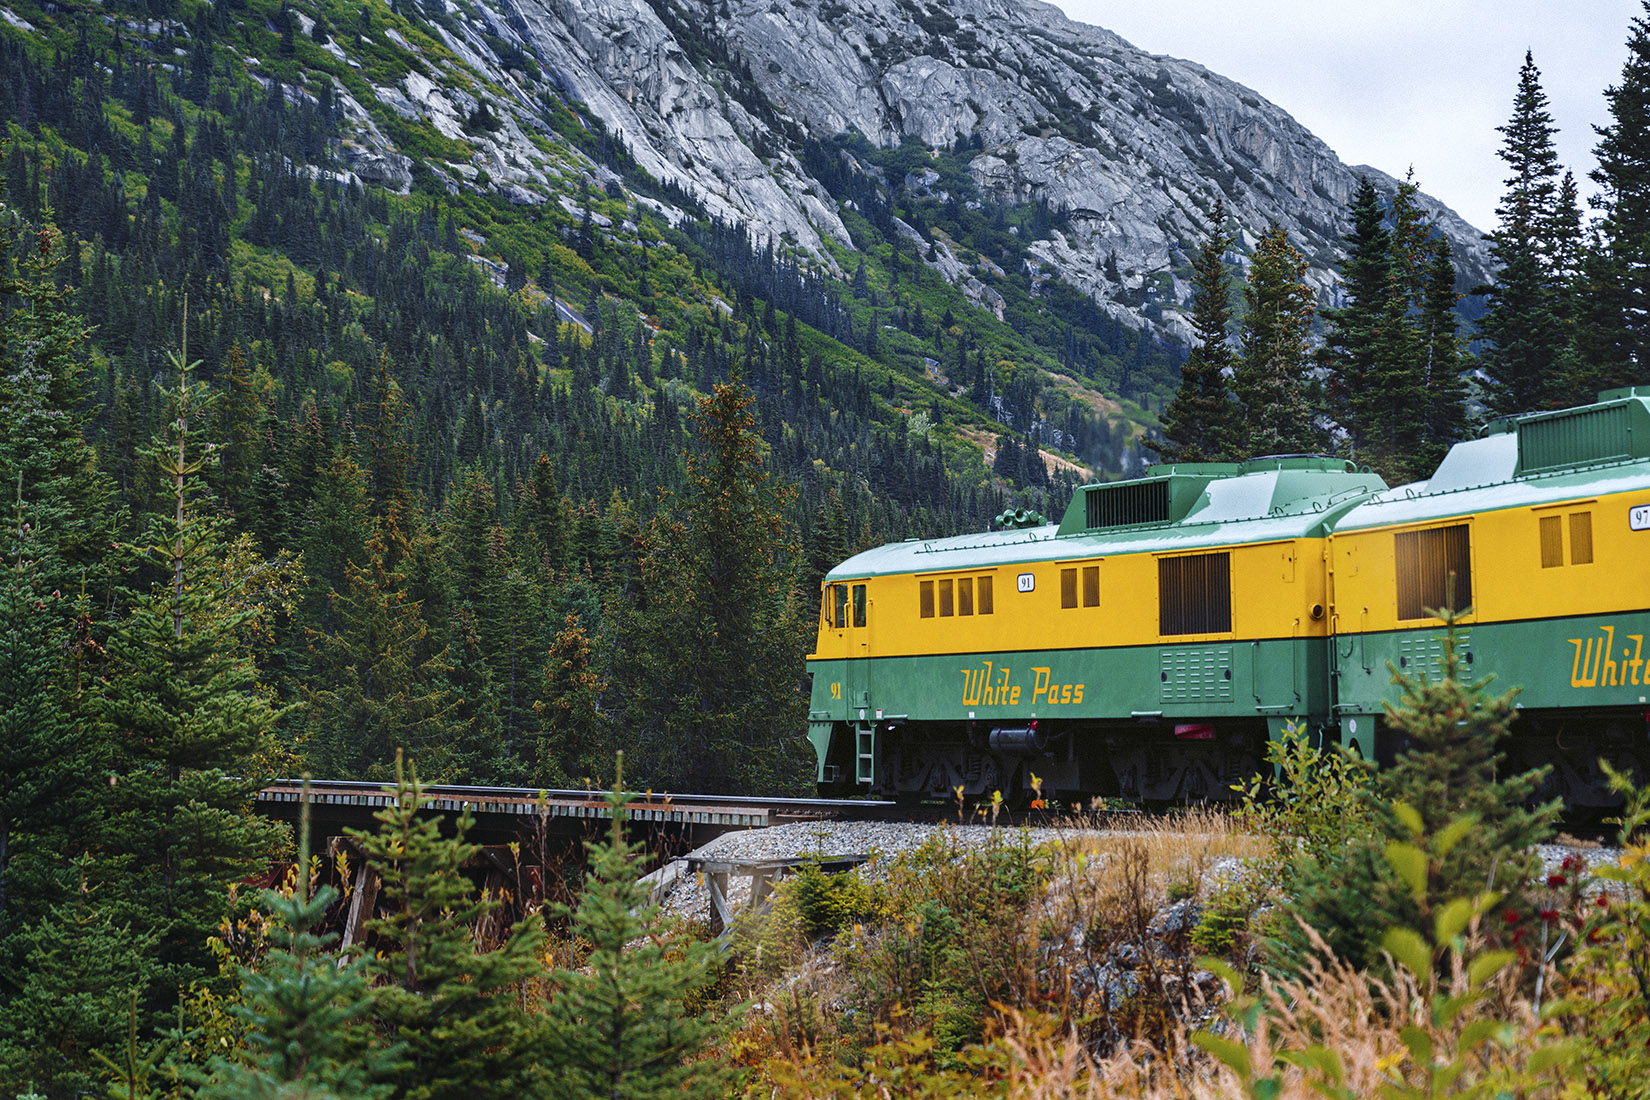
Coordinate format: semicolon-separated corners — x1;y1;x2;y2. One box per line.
806;388;1650;807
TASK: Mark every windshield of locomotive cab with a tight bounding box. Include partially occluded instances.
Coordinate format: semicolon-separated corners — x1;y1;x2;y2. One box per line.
830;584;849;629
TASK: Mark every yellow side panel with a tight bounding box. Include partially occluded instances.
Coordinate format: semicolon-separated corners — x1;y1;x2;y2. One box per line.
1331;488;1650;632
811;538;1332;660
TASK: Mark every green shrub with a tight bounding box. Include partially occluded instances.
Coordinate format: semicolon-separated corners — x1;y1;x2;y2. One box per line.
831;832;1053;1052
1269;612;1558;977
1190;875;1262;960
1561;762;1650;1096
787;858;875;941
1236;718;1374;879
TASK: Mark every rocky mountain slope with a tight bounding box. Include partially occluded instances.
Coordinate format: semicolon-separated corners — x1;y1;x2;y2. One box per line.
348;0;1493;338
0;0;1498;488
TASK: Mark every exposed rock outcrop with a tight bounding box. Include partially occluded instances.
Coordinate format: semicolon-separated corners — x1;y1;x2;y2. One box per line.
188;0;1504;340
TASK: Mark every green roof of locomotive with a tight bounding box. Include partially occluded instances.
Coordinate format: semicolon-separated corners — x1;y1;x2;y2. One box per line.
824;455;1388;582
1337;386;1650;531
822;390;1650;584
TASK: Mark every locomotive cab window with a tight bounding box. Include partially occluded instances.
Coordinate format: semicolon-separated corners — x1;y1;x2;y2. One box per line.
829;584;850;628
1159;553;1231;635
1395;524;1472;620
852;583;867;628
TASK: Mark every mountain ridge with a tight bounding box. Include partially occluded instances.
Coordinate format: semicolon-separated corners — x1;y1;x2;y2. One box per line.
0;0;1495;495
343;0;1492;340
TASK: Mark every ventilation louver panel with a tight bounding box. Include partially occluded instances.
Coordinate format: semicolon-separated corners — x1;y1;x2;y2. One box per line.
1395;525;1472;620
1517;404;1635;475
1159;553;1232;636
1086;479;1171;530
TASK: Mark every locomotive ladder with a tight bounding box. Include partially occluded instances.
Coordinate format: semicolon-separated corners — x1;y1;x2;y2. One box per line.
855;722;875;784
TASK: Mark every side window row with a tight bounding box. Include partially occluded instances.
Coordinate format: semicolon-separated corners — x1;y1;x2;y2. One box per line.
888;522;1507;635
919;574;995;618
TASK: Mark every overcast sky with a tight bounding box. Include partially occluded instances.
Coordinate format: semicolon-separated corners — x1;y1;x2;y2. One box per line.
1047;0;1643;233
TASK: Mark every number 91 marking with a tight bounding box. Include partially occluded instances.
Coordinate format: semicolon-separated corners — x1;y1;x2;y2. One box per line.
830;682;842;699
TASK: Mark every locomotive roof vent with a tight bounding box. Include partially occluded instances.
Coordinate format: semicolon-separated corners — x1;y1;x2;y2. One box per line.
1056;470;1217;534
1086;478;1173;529
1512;389;1650;478
1057;457;1385;536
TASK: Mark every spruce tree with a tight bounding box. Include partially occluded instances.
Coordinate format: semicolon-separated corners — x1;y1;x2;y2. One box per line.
1479;52;1574;416
1416;239;1471;472
442;596;510;784
1321;178;1399;462
803;484;851;602
534;612;608;787
1234;225;1322;457
1153;196;1239;462
303;515;460;780
215;342;268;526
0;476;80;947
1584;5;1650;391
1322;175;1466;483
0;860;161;1100
200;790;393;1100
479;525;542;777
511;454;569;575
91;341;288;1021
622;369;812;795
354;755;546;1100
1274;611;1558;975
543;756;728;1100
295;448;370;639
0;214;120;579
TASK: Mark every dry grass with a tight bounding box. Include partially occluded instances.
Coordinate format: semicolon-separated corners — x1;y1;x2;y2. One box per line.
734;805;1595;1100
761;923;1568;1100
961;930;1565;1100
1049;808;1274;901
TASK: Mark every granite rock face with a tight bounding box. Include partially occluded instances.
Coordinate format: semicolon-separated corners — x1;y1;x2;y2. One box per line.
700;0;1491;321
503;0;852;253
494;0;1490;329
246;0;1495;337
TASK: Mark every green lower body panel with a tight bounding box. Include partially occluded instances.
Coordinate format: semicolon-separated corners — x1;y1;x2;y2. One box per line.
805;639;1329;796
808;638;1328;727
1332;612;1650;803
1334;612;1650;715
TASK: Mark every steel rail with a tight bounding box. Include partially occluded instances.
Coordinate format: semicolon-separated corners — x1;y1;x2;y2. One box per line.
255;778;899;830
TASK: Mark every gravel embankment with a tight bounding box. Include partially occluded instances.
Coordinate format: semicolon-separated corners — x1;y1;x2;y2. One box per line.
654;820;1088;921
649;819;1624;925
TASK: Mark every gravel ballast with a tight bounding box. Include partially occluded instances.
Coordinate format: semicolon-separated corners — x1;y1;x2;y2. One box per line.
649;819;1625;925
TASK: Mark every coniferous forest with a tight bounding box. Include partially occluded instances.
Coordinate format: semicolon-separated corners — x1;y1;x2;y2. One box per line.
3;0;1650;1089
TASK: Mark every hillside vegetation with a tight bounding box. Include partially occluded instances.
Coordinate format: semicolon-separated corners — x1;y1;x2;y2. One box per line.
5;0;1650;1091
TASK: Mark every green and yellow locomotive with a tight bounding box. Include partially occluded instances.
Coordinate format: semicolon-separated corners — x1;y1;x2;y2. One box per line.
806;388;1650;805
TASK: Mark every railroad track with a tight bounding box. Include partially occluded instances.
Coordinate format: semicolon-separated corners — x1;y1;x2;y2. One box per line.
254;777;909;836
252;778;1093;841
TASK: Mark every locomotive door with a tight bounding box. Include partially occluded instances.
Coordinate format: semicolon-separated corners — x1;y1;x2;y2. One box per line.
845;582;871;715
1252;639;1298;710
